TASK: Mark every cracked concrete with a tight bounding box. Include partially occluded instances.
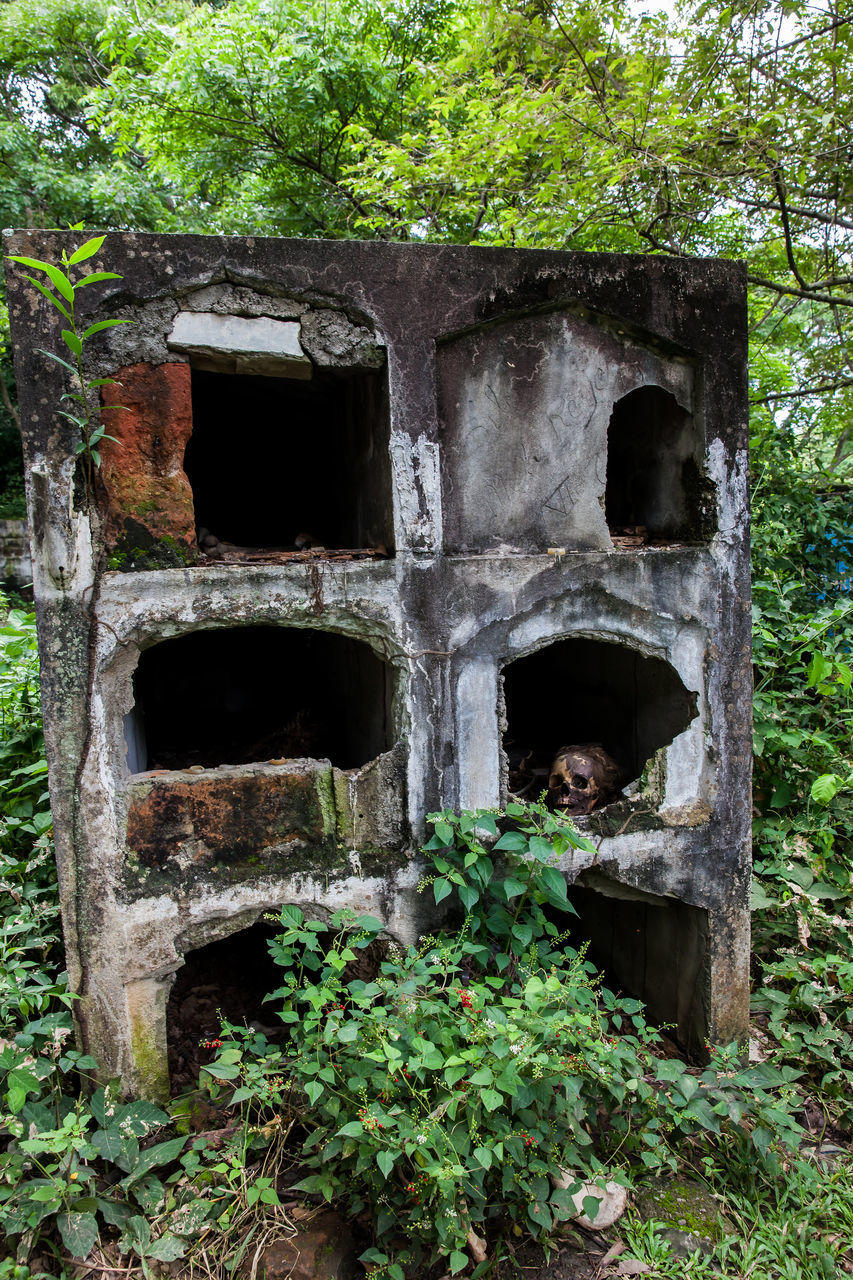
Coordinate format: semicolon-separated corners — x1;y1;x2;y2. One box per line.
4;232;750;1093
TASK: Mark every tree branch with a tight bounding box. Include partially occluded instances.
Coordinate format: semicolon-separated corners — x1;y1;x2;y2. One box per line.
751;377;853;405
748;275;853;307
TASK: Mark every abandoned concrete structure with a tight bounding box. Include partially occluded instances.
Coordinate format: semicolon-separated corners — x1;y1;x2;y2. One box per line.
4;232;750;1098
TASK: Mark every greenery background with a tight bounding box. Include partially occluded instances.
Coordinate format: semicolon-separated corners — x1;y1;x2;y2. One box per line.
0;0;852;1275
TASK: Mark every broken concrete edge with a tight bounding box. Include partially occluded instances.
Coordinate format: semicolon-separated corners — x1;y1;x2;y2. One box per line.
3;233;750;1093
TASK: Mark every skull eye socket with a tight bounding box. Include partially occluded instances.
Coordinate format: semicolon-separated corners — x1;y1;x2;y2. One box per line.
572;774;589;789
548;775;562;790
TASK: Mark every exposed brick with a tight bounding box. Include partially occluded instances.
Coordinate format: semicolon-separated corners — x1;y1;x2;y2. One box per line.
99;362;197;566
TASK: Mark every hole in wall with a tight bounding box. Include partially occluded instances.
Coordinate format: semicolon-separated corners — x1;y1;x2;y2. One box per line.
605;384;708;542
502;637;697;810
568;880;709;1058
128;626;396;773
167;919;282;1092
184;368;393;554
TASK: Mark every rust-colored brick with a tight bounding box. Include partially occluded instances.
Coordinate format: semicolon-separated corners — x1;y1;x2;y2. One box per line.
99;362;197;565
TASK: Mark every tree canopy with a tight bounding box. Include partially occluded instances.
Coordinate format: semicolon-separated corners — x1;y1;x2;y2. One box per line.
1;0;851;491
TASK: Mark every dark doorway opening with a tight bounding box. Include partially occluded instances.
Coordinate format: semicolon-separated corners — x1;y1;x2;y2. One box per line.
167;919;283;1092
129;626;395;773
569;879;709;1058
185;368;393;553
503;637;697;803
605;385;708;541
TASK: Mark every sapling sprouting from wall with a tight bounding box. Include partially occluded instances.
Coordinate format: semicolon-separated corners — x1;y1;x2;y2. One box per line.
6;235;129;500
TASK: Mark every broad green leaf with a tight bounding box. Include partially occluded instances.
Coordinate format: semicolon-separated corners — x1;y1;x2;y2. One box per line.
433;877;452;904
377;1150;395;1179
811;773;839;803
68;236;106;264
481;1088;502;1111
305;1080;324;1104
57;1211;99;1259
146;1234;188;1262
449;1251;469;1274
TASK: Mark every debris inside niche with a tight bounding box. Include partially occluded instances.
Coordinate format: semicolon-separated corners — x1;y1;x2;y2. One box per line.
546;744;624;816
507;741;625;816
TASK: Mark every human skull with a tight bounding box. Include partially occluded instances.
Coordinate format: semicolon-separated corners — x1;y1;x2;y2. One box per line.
547;744;623;816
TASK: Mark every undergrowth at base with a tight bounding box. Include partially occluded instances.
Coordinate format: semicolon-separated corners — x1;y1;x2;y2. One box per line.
0;592;851;1278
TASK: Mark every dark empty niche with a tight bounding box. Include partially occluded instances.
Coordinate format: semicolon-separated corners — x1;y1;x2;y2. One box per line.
127;626;395;773
605;384;710;542
167;919;283;1091
503;637;697;805
568;880;709;1058
184;368;393;553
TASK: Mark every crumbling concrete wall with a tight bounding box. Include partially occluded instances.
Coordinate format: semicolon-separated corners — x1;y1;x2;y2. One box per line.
4;233;750;1095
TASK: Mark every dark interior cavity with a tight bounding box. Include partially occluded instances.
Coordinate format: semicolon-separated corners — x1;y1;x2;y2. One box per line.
184;368;393;552
167;920;283;1091
129;626;395;772
503;637;697;796
605;385;707;540
569;881;709;1059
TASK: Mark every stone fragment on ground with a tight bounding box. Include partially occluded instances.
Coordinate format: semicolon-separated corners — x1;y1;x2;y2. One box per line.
245;1210;357;1280
552;1168;628;1229
633;1175;731;1256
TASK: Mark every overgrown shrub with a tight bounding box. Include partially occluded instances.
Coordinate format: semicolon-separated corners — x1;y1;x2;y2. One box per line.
202;804;803;1277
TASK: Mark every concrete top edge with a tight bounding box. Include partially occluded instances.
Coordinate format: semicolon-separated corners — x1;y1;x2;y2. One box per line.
2;227;746;278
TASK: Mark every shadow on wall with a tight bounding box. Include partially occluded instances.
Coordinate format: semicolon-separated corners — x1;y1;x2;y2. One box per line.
503;636;698;807
125;626;396;773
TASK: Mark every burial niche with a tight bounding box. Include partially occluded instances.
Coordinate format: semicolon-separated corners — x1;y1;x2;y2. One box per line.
167;918;283;1091
605;385;708;542
568;879;710;1058
503;637;697;810
183;365;393;555
127;626;395;773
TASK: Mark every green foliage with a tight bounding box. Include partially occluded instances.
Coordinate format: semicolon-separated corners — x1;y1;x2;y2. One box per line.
6;235;130;497
204;806;802;1274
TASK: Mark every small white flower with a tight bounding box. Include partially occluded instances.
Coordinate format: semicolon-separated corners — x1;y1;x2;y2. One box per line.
510;1043;522;1055
416;1135;427;1144
485;1019;496;1029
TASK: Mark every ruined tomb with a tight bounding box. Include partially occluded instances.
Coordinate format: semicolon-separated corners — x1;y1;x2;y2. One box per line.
4;233;751;1097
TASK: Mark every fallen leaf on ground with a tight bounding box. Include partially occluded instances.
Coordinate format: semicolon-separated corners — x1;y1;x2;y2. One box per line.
616;1261;651;1276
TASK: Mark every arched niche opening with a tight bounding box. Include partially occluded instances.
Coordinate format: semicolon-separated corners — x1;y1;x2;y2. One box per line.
502;637;697;809
605;384;708;542
568;877;710;1059
126;626;396;773
167;919;282;1092
184;366;393;555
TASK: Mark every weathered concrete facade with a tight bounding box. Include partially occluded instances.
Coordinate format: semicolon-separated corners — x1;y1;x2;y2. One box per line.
4;233;750;1096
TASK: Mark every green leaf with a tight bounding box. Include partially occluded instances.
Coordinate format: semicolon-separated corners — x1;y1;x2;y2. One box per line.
305;1080;324;1104
811;773;839;803
450;1250;469;1274
434;877;452;904
502;877;526;899
61;329;83;356
493;832;528;851
145;1234;188;1262
68;236;106;265
473;1145;493;1168
122;1135;185;1185
81;318;133;341
377;1150;395;1179
337;1121;364;1138
76;272;123;287
539;866;567;900
57;1210;99;1259
35;347;77;374
22;275;72;321
434;821;454;844
19;258;75;303
481;1088;503;1112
